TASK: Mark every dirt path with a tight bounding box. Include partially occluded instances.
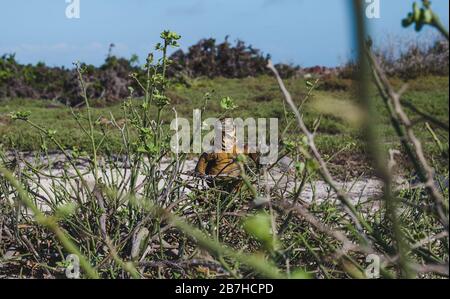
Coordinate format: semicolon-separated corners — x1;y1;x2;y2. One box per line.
2;151;408;211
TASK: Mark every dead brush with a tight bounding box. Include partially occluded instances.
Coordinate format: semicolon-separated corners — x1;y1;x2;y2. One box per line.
0;1;448;279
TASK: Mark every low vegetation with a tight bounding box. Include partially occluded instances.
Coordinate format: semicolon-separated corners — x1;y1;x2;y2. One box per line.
0;1;448;279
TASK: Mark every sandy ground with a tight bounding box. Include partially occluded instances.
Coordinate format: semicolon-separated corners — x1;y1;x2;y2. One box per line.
1;151;402;213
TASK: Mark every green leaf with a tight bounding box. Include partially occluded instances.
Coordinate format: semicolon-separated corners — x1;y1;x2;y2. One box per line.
55;202;78;219
220;96;238;110
295;162;305;174
306;159;319;174
423;9;433;23
244;212;278;251
10;111;31;121
244;212;271;241
413;3;421;22
47;129;57;137
291;269;313;279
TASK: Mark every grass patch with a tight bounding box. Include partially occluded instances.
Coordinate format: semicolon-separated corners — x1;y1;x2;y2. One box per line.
1;75;448;176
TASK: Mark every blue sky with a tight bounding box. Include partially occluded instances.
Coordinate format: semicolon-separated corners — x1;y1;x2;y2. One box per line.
0;0;448;67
